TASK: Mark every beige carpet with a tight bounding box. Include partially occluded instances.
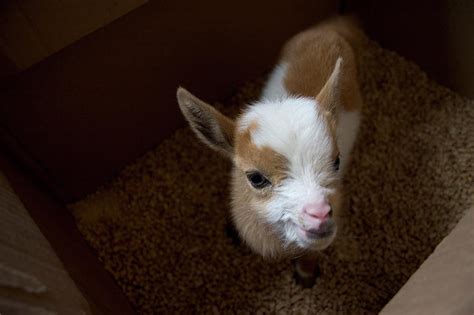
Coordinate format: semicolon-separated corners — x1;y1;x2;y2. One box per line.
71;40;474;314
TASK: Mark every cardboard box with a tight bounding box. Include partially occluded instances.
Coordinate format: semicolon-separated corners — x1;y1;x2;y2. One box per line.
381;207;474;315
0;0;472;313
0;0;147;71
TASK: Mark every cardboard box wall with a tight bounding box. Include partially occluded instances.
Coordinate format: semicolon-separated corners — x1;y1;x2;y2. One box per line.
0;0;338;203
0;0;147;75
0;171;92;314
380;207;474;315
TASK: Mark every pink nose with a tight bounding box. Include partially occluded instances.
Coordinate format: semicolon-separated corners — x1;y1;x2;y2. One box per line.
303;200;332;220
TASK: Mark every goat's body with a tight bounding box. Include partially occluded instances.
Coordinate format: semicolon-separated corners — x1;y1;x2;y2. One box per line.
229;18;365;257
178;16;366;260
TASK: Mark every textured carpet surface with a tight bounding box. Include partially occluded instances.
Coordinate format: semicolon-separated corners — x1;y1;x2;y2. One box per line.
71;40;474;314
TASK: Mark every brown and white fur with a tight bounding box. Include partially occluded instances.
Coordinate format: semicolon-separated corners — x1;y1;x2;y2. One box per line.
177;16;365;284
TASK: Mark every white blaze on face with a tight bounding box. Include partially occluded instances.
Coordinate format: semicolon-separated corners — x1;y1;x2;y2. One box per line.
239;97;339;247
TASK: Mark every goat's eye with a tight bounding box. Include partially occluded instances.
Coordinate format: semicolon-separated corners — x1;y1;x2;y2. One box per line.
333;155;340;171
246;171;271;189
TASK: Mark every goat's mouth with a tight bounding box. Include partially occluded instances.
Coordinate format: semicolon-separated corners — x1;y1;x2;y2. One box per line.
303;227;333;239
295;221;336;249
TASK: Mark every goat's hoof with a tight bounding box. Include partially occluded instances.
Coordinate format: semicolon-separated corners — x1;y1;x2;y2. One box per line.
293;264;320;288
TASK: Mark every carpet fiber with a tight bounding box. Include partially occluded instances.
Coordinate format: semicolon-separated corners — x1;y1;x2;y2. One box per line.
71;40;474;314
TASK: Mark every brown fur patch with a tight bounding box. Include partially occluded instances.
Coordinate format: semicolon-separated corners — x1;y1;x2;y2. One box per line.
233;122;289;189
230;167;287;258
281;17;364;113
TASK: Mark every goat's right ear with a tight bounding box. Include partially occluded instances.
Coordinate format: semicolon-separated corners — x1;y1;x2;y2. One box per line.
177;87;235;157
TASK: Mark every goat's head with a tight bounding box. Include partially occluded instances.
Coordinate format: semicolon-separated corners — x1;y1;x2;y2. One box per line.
177;59;345;258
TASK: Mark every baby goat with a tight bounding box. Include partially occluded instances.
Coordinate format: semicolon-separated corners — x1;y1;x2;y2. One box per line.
177;16;365;285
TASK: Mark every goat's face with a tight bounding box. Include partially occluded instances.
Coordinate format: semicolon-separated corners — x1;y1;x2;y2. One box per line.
230;97;342;258
177;60;344;258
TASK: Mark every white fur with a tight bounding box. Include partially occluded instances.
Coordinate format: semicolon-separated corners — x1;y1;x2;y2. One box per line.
238;63;360;249
261;63;289;101
337;110;361;173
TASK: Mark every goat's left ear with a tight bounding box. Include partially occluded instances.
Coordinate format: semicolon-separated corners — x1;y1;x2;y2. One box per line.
316;57;343;117
177;87;235;157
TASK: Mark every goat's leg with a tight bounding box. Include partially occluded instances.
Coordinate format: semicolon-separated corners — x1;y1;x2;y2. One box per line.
292;253;320;288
